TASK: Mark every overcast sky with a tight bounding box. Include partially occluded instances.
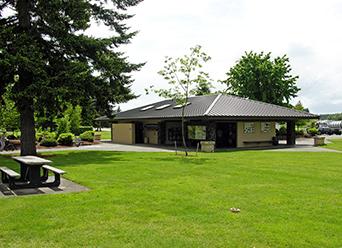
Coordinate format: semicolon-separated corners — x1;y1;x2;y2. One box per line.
90;0;342;114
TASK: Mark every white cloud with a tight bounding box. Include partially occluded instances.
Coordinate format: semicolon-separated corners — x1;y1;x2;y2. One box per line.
90;0;342;114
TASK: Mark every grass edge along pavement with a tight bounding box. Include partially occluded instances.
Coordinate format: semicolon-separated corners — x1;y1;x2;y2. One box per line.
324;138;342;151
0;150;341;247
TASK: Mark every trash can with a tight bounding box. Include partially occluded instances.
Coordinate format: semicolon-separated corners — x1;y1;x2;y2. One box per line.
313;136;325;146
200;141;215;152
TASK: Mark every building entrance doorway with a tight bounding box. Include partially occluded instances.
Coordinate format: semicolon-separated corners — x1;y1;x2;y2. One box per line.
216;122;237;148
135;122;144;144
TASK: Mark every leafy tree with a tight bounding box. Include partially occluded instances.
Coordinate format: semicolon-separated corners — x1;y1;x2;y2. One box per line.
325;113;342;121
0;86;20;131
56;117;70;136
0;0;143;155
222;51;300;106
148;45;212;156
194;81;213;96
65;104;82;135
293;101;310;130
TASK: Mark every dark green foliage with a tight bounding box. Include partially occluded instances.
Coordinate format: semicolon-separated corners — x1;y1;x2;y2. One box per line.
36;131;57;142
307;127;319;136
6;134;19;140
0;0;144;154
57;133;75;146
39;132;58;147
278;126;287;136
295;129;304;136
56;104;82;135
40;137;58;147
222;51;300;106
80;130;95;142
69;105;82;135
77;126;94;135
56;117;70;135
320;113;342;121
293;101;310;129
0;86;20;131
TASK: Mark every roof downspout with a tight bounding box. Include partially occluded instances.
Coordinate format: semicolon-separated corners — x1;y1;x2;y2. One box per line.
204;94;222;116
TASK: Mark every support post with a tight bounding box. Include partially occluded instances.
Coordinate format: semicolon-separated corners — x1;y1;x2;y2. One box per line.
286;121;296;145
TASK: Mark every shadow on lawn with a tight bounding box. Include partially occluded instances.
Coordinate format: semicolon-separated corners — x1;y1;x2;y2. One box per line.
46;151;213;167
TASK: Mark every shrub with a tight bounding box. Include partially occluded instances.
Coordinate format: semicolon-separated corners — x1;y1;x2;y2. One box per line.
69;105;82;135
80;130;94;142
277;126;287;136
335;130;342;135
36;132;44;142
307;127;319;136
6;134;18;140
40;138;58;147
38;131;58;146
295;129;304;136
57;117;70;136
76;126;93;136
57;133;75;146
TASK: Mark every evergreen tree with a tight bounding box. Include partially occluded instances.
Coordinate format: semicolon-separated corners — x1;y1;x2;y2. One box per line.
0;0;143;155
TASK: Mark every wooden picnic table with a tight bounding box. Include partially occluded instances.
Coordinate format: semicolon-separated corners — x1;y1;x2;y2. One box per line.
10;156;65;188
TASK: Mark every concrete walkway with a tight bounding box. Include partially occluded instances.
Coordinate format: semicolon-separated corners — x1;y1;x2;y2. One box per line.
0;142;174;155
1;137;341;155
268;138;342;153
0;177;88;197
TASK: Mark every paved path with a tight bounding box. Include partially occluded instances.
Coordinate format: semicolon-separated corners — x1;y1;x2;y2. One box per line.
269;138;342;153
0;142;174;155
1;138;341;154
0;177;88;197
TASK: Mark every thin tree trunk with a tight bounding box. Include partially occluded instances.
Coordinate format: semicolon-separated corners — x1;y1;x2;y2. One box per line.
19;97;37;156
17;0;36;156
181;105;188;156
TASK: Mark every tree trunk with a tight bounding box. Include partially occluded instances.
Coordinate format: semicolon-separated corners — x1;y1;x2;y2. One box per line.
16;0;36;155
19;98;37;156
181;106;188;156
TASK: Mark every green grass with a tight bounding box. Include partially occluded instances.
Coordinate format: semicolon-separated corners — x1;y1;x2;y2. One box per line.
0;151;341;247
96;130;111;140
325;138;342;151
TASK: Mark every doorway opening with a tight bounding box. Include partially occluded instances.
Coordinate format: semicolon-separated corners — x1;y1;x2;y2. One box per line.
216;122;237;148
135;122;144;144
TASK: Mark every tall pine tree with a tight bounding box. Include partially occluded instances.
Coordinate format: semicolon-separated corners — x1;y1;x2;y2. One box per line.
0;0;143;155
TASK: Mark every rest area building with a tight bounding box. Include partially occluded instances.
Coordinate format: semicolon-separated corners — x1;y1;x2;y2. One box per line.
111;94;317;148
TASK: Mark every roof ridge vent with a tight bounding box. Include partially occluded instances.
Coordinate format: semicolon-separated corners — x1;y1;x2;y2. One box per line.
204;94;221;115
140;105;154;111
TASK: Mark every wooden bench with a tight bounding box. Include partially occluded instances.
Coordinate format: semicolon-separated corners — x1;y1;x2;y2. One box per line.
243;140;273;145
0;167;20;189
42;165;66;187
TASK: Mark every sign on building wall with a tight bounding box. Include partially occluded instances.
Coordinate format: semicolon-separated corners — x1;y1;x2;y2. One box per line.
188;125;207;140
261;122;272;132
244;122;255;134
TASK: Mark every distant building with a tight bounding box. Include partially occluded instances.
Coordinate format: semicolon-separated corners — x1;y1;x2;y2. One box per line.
111;94;317;148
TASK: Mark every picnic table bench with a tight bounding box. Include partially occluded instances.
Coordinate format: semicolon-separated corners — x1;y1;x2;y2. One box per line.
41;165;65;187
0;156;66;189
0;167;20;189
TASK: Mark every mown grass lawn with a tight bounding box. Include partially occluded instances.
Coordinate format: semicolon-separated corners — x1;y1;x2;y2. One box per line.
0;151;341;247
325;138;342;151
96;130;111;140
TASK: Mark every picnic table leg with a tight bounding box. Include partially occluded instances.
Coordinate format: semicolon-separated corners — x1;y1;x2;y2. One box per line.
52;173;61;187
1;171;8;183
19;163;29;181
28;166;42;187
41;167;48;181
